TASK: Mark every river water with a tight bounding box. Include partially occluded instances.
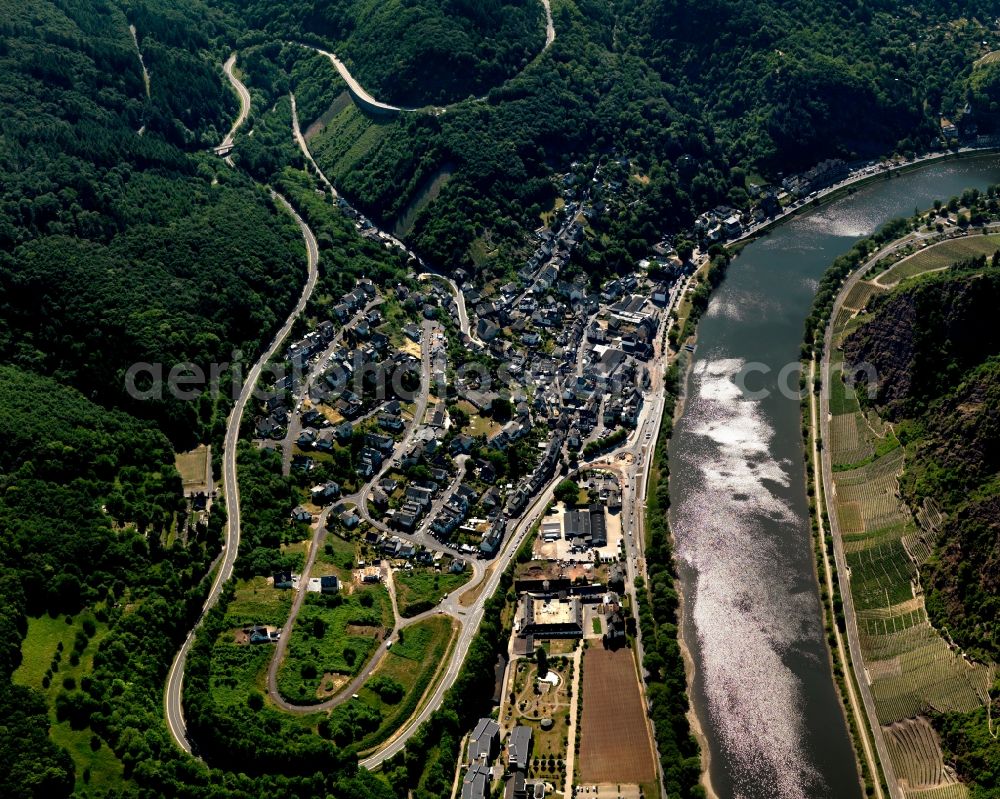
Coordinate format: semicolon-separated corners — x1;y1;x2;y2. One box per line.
667;155;1000;799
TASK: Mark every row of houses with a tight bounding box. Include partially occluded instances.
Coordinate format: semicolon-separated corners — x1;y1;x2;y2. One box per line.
463;719;535;799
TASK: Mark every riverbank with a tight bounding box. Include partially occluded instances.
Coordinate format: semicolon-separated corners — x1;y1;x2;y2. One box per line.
673;355;722;799
730;146;1000;252
801;358;886;799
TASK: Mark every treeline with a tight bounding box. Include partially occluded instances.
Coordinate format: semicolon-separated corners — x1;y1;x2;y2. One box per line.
633;363;705;798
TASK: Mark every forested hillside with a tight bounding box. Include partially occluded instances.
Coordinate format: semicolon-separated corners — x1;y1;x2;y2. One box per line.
0;1;376;796
220;0;545;106
615;0;996;169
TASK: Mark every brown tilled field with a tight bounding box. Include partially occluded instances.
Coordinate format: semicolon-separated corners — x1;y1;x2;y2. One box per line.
578;647;657;784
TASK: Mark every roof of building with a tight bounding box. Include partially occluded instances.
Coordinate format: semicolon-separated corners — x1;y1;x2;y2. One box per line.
508;726;532;770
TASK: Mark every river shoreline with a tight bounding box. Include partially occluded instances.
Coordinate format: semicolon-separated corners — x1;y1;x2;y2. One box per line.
669;348;722;799
666;151;1000;799
731;146;1000;252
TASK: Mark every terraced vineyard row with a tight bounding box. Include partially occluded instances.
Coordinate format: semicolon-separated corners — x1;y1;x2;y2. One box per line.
843;279;887;311
884;717;960;793
847;538;917;611
875;234;1000;287
868;634;991;724
904;784;968;799
831;411;876;466
827;240;996;799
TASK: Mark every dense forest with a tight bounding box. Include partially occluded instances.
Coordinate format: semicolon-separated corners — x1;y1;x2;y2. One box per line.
221;0;545;106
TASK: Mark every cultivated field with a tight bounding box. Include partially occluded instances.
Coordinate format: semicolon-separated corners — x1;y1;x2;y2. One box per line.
578;648;656;786
842;279;886;312
884;716;966;798
875;234;1000;288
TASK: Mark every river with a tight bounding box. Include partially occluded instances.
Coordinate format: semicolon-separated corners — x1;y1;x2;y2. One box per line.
667;155;1000;799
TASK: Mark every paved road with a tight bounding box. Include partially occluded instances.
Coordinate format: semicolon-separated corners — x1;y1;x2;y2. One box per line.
291;92;336;196
418;273;479;344
220;54;251;155
300;1;555;116
165;61;320;753
808;359;885;799
165;190;320;752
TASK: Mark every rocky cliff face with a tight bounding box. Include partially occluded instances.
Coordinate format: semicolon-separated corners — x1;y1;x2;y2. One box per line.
843;262;1000;660
843;265;1000;420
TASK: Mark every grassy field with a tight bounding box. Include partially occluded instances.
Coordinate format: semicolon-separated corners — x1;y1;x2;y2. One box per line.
277;583;392;703
225;576;293;627
877;234;1000;287
829;362;862;415
394;567;471;617
351;615;455;752
13;612;121;791
175;443;209;486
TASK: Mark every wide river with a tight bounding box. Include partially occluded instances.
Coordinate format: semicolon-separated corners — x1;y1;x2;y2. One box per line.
667;155;1000;799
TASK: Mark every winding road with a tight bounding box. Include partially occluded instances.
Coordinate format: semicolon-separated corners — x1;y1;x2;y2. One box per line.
164;59;320;755
298;0;555;116
217;53;251;161
168;7;640;769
